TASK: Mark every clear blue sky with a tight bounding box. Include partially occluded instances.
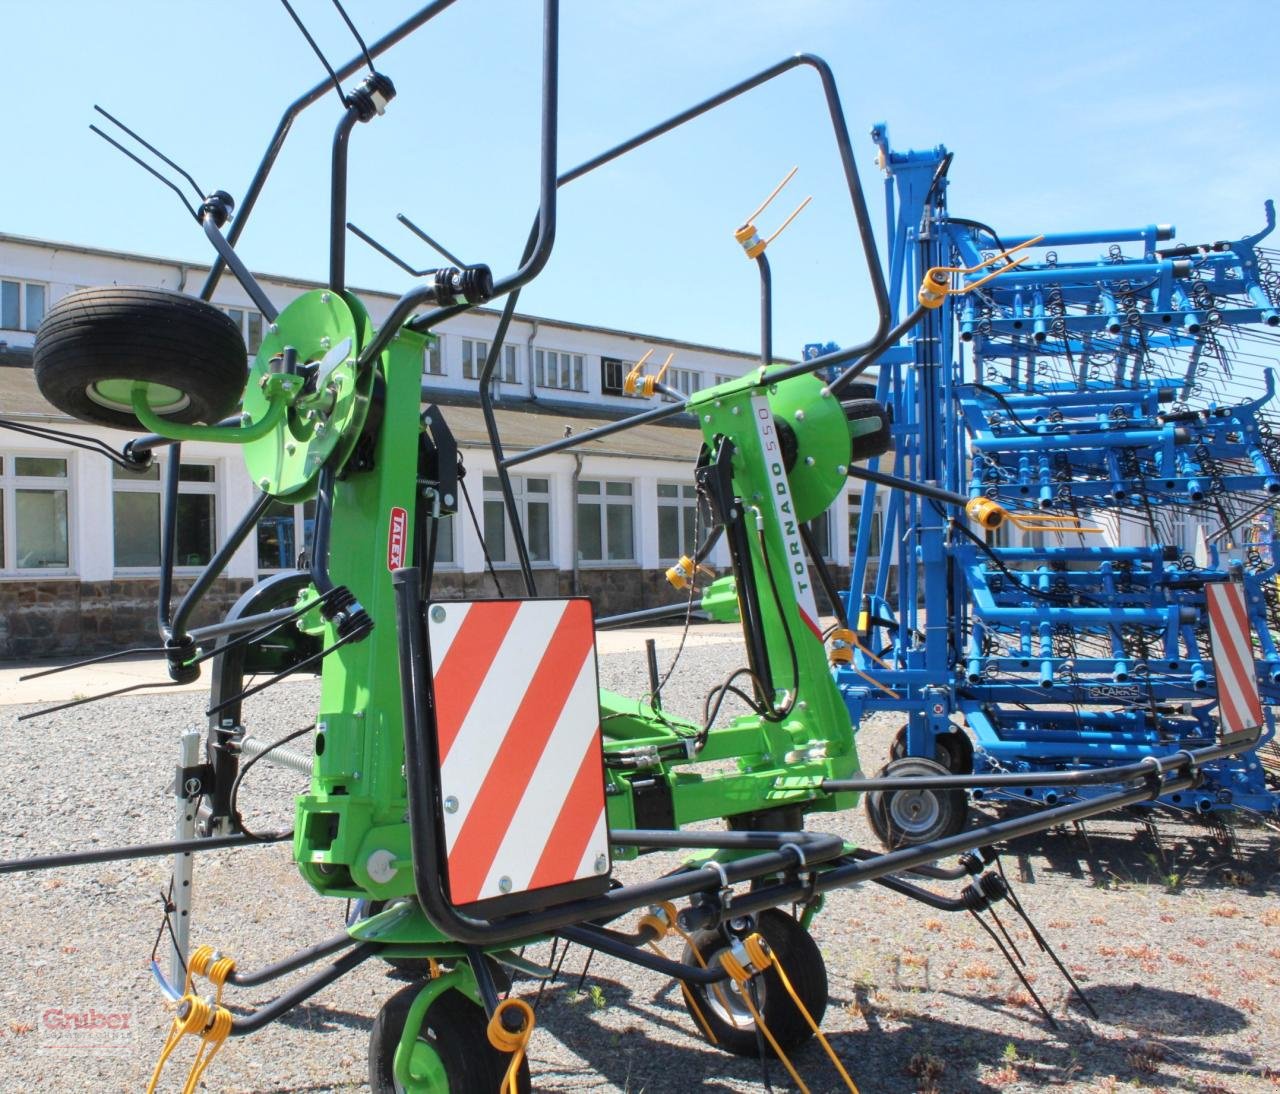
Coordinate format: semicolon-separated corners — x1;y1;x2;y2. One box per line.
3;2;1277;357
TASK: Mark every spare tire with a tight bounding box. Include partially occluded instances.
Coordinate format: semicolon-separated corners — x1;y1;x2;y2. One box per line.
33;286;248;431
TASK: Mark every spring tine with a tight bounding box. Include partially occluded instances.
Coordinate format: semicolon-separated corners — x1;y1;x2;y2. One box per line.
205;628;361;718
89;125;199;221
329;0;376;73
574;947;597;994
1002;880;1098;1019
347;222;429;276
20;645;170;682
92;105;205;201
533;938;559;1008
987;904;1026;967
969;909;1057;1030
397;214;467;268
17;679;183;722
278;0;348;106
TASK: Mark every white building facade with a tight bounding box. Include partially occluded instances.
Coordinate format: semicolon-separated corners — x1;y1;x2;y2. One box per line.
0;233;873;656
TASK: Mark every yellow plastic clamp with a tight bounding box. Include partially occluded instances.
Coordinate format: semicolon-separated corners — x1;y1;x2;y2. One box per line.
964;496;1102;534
918;235;1045;309
666;554;714;591
624;349;675;398
486;998;536;1094
828;627;854;666
622;349;655;395
734;166;812;260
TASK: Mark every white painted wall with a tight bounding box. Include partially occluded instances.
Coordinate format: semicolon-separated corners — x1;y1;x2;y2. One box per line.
0;233;849;585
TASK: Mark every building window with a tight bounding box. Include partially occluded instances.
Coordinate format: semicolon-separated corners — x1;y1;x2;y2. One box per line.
483;475;551;564
534;348;585;392
0;454;69;572
433;514;457;566
256;499;317;572
808;507;834;557
848;490;882;560
462;339;519;384
657;482;701;561
601;357;640;397
662;367;702;401
577;480;634;563
225;307;266;354
714;372;738;386
424;335;444;376
113;461;217;570
1;280;47;332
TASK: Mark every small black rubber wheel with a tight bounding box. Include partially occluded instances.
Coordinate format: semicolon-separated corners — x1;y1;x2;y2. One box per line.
680;909;828;1058
843;396;892;462
33;286;247;430
889;726;974;774
866;756;968;849
369;982;531;1093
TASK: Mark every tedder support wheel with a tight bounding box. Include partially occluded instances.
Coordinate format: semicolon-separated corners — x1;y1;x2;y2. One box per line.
32;286;248;431
369;982;531;1094
889;725;974;774
865;756;968;848
680;909;828;1058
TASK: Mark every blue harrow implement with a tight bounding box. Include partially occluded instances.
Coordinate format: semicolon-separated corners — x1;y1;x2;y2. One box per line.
833;125;1280;844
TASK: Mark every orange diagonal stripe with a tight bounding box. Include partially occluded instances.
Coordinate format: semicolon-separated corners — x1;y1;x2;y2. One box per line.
447;604;595;902
432;600;522;763
529;737;606;892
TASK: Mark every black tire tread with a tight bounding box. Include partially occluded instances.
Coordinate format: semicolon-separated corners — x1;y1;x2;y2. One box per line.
680;909;828;1058
369;981;531;1093
33;286;247;430
865;756;968;848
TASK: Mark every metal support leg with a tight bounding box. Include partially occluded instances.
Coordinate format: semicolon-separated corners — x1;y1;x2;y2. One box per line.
170;728;202;989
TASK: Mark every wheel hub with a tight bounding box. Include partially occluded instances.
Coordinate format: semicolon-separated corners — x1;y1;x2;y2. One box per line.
888;787;941;834
241;289;375;502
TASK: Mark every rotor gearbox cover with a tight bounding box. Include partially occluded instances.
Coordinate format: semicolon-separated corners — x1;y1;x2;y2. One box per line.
766;370;850;523
241;290;374;501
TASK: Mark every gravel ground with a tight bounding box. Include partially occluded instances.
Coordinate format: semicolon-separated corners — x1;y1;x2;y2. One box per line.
1;630;1278;1093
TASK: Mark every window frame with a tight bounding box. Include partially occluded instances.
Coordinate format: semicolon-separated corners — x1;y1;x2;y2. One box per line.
576;478;636;566
112;457;221;574
223;306;266;355
655;481;702;562
601;356;640;398
533;347;586;392
424;333;445;376
662;367;703;401
482;474;554;567
0;278;48;333
0;451;73;576
847;489;884;563
462;338;519;385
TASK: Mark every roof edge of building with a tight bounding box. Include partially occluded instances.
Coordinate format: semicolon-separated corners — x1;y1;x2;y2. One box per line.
0;231;788;365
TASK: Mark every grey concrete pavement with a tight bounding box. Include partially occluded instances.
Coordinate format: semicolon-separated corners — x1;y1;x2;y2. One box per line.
0;621;747;706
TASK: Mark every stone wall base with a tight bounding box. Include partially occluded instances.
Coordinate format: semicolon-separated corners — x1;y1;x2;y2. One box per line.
0;578;254;660
0;563;856;660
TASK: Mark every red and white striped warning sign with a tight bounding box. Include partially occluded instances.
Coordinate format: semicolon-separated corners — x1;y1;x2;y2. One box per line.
1205;581;1263;739
427;598;609;906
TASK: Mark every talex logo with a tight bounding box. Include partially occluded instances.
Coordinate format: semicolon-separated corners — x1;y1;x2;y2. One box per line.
387;506;408;571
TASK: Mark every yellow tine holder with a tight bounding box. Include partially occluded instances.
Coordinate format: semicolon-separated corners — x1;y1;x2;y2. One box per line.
918;234;1046;308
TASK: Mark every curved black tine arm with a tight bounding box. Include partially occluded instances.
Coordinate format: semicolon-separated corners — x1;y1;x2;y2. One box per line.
199;0;462;302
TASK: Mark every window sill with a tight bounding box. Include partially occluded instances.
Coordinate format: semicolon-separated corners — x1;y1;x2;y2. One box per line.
576;560;639;569
0;570;76;580
113;568;217;577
